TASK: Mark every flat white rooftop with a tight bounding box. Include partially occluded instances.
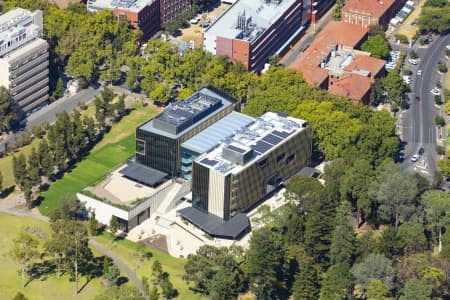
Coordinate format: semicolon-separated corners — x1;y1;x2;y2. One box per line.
1;38;47;62
196;112;307;175
87;0;156;13
205;0;297;42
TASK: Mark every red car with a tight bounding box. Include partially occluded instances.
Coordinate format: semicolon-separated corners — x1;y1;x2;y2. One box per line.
416;96;420;102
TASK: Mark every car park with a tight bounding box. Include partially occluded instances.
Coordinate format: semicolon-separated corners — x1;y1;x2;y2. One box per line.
411;154;419;162
431;88;441;96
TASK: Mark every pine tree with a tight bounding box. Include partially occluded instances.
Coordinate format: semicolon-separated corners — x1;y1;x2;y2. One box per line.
27;147;41;186
319;263;354;300
38;139;53;179
291;259;319;300
329;200;356;265
23;179;33;208
304;193;335;270
12;153;27;189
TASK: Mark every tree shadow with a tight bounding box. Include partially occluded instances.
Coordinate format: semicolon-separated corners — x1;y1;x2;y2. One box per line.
117;276;129;286
0;185;15;198
27;260;57;285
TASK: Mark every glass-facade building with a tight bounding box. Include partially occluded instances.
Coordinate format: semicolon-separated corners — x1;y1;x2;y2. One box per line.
135;87;235;178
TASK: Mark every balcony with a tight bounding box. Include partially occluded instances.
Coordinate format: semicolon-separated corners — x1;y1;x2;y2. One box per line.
11;61;49;84
10;70;48;94
14;86;49;109
21;93;49;113
13;78;48;101
9;52;48;78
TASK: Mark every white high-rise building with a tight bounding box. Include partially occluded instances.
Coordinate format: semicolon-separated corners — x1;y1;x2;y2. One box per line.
0;8;49;116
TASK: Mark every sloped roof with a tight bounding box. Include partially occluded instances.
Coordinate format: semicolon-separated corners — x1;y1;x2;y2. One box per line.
328;73;372;101
342;0;396;18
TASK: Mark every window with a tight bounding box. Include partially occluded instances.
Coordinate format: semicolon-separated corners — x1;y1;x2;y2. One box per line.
136;139;145;154
258;157;268;167
286;153;295;164
276;152;285;163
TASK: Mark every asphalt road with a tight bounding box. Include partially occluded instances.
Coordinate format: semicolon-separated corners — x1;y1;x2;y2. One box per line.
400;34;450;177
0;87;101;152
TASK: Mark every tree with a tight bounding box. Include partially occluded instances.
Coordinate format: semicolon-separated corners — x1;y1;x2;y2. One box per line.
435;115;445;127
333;0;343;20
0;170;3;193
0;86;16;131
376;226;405;258
109;216;120;239
23;180;33;209
366;279;393;300
351;254;394;290
10;232;39;287
152;260;163;283
399;279;432;300
183;245;244;297
89;211;101;236
418;6;450;33
12;292;28;300
12;153;27;189
329;200;356;265
291;249;320;300
319;263;354;300
149;286;160;300
38;139;53;178
442;225;450;259
361;34;390;59
340;159;375;225
246;228;288;299
105;264;120;287
50;194;86;221
422;190;450;253
382;68;408;105
369;162;419;227
160;274;178;299
397;223;427;255
49;219;92;295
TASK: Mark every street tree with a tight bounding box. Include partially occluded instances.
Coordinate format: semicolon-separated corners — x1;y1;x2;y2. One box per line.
369;162;419;227
10;232;40;287
421;190;450;252
0;86;16;131
50;194;86;221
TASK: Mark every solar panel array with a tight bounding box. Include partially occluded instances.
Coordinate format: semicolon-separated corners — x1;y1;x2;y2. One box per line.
200;158;219;166
227;144;246;153
262;133;283;145
272;130;292;138
252;140;272;154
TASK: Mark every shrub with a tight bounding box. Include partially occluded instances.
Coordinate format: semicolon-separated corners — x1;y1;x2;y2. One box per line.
435;115;445;127
403;69;412;76
436;145;445;155
438;62;448;73
435;95;443;105
410;50;418;59
395;34;409;44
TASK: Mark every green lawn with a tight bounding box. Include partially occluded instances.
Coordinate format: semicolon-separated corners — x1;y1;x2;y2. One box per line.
0;213;105;300
94;233;201;300
38;104;161;216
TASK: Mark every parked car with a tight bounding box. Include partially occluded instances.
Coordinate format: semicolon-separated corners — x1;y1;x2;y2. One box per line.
418;147;425;156
431;88;441;96
411;154;419;162
408;58;418;65
190;16;200;24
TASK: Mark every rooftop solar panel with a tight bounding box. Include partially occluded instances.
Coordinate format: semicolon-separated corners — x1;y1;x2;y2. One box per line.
252;140;272;154
262;133;283;145
200;158;218;166
272;130;292;138
227;144;246;153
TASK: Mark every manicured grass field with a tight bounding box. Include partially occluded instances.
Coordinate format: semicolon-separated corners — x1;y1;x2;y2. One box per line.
0;213;105;300
94;233;201;300
38;104;161;216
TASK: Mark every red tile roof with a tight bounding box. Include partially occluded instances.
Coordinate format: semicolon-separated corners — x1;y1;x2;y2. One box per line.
328;73;372;101
344;55;386;79
288;21;368;86
342;0;396;18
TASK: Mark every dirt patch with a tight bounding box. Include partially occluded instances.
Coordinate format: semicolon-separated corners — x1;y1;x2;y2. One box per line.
174;3;231;47
142;234;169;254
